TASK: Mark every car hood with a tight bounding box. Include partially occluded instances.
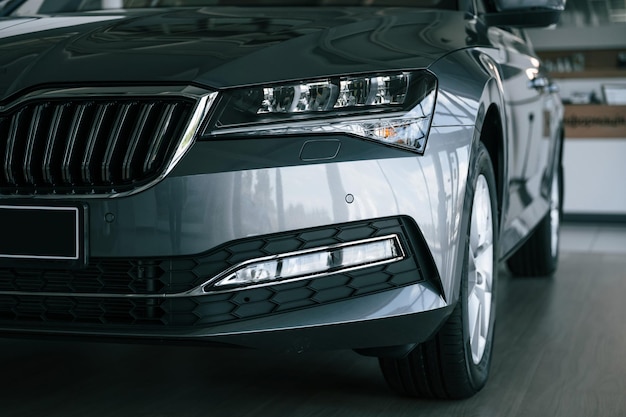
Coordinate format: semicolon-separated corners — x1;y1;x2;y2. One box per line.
0;7;471;100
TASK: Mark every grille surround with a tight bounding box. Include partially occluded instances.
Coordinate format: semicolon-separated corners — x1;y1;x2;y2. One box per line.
0;86;215;196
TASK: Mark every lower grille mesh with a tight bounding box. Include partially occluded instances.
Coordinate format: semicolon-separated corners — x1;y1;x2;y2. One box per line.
0;217;436;330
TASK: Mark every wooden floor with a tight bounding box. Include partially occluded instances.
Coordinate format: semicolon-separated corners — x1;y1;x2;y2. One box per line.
2;223;626;417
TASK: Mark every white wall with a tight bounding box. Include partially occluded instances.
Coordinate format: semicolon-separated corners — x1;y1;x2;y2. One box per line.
528;24;626;216
527;25;626;51
563;139;626;215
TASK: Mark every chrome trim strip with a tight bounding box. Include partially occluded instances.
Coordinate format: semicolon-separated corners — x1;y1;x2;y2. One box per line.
162;91;216;181
0;234;407;299
0;85;213;112
0;290;169;299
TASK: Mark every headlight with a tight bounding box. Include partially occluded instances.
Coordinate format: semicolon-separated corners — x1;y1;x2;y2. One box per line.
201;71;437;153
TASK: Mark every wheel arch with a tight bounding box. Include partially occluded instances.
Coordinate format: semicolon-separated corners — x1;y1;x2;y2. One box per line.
478;103;506;231
428;50;510;304
429;50;510;238
467;66;509;247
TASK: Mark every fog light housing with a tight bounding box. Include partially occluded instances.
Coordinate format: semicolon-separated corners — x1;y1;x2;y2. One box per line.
206;235;404;291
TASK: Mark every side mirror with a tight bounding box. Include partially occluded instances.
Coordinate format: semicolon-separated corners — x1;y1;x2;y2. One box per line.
484;0;566;28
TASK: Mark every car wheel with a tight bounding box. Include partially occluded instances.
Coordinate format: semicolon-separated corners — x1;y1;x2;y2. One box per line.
378;143;497;400
507;162;562;277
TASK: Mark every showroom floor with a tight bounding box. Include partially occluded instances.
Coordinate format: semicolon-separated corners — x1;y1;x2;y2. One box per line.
1;223;626;417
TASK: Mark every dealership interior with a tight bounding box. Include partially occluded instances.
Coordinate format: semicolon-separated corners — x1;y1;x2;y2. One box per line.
1;1;626;417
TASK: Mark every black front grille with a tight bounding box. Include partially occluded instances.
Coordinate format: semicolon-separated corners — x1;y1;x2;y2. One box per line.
0;217;437;329
0;97;195;195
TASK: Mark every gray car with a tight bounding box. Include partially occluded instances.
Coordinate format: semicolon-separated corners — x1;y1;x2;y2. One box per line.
0;0;564;399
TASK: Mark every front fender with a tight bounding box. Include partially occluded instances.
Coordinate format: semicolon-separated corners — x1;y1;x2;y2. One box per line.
425;48;507;303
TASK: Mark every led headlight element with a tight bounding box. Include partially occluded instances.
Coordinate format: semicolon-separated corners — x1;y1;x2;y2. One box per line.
205;235;404;291
256;74;409;114
337;74;409;107
260;82;338;113
203;71;437;153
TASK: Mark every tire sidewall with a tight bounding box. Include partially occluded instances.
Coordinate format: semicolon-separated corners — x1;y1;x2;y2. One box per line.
461;144;498;389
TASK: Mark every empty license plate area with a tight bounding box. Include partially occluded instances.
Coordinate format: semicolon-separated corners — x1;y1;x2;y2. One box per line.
0;204;87;268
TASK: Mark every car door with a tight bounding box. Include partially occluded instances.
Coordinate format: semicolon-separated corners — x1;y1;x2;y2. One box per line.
488;26;557;246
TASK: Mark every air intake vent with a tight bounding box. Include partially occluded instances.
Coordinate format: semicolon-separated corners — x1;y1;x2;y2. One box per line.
0;97;195;195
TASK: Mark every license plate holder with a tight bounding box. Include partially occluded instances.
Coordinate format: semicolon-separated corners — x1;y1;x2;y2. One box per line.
0;203;88;269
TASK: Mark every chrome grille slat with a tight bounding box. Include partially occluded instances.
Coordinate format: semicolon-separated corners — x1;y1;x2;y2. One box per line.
4;109;22;185
0;94;197;196
144;103;177;173
23;104;45;184
81;103;109;185
61;103;88;186
122;103;154;182
102;103;132;184
43;104;66;185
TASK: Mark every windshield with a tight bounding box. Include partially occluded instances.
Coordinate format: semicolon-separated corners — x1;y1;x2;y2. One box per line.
3;0;459;16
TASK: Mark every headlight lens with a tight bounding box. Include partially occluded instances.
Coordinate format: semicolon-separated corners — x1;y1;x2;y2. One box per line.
202;71;437;153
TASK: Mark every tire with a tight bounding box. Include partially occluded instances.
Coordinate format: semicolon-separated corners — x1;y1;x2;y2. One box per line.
379;143;498;400
507;162;562;277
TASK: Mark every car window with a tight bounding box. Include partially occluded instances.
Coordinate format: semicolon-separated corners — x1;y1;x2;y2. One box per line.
5;0;461;16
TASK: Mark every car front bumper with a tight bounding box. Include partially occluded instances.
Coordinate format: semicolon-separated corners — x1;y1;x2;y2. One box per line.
0;131;471;350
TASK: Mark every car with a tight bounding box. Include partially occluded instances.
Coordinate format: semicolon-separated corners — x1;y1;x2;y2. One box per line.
0;0;564;399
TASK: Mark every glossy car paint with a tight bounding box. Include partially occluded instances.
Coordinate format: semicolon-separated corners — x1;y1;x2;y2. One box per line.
0;5;562;351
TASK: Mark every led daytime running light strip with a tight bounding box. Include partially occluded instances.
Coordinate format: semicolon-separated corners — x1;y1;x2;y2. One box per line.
203;235;405;292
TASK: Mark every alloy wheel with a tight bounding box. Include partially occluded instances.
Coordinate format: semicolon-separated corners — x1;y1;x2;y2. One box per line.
467;174;494;365
549;170;561;258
